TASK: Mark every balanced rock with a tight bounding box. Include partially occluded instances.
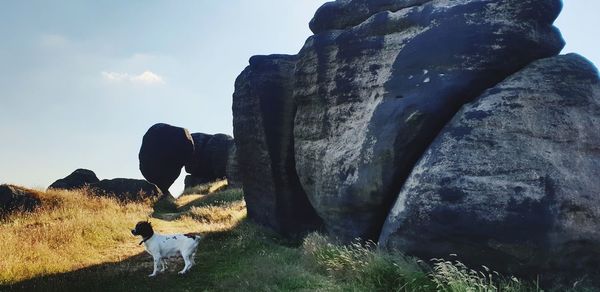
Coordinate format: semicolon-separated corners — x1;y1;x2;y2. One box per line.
48;168;99;190
293;0;564;240
139;123;194;195
0;184;41;215
90;178;162;201
379;54;600;283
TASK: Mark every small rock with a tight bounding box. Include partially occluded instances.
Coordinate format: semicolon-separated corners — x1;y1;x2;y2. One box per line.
48;169;100;190
90;178;162;201
0;184;41;215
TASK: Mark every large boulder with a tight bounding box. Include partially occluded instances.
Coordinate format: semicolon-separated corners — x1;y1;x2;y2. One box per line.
184;132;213;179
139;123;194;195
90;178;162;201
293;0;564;240
233;55;323;235
0;184;41;215
48;169;100;190
379;54;600;283
203;134;234;180
185;133;238;187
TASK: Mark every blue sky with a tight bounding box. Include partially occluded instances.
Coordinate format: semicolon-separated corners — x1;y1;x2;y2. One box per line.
0;0;598;195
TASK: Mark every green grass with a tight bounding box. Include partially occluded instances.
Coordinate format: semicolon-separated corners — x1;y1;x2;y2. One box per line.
0;187;597;291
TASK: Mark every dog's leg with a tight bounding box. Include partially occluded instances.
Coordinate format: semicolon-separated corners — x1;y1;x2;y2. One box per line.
160;259;168;272
179;253;191;274
149;256;160;277
190;252;196;265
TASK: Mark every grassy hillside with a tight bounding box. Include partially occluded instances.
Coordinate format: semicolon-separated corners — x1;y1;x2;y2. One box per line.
0;185;593;291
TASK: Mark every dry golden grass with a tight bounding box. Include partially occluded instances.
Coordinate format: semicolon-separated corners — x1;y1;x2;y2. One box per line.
179;179;229;196
0;188;151;284
0;186;245;285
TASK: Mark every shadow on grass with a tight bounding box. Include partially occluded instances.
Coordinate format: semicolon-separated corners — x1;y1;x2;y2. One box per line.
2;189;331;292
177;188;244;212
1;228;243;292
152;188;244;222
0;218;317;292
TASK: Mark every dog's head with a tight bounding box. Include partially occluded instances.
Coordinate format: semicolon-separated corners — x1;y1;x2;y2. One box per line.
131;221;154;238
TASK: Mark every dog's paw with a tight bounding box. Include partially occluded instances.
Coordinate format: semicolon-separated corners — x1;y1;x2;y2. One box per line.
148;273;157;277
178;270;187;275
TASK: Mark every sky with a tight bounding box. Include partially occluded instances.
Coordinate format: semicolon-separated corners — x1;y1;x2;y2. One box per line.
0;0;598;196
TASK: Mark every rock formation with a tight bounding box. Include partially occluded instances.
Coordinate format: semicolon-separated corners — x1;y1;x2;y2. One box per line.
225;144;242;188
185;132;213;181
234;0;564;240
228;0;600;284
294;0;564;241
203;134;233;180
379;54;600;282
184;133;240;188
0;184;41;216
48;169;100;190
139;123;194;196
90;178;162;201
233;55;323;234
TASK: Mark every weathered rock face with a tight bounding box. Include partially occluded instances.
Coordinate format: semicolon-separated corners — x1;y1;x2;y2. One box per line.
185;133;237;187
293;0;564;240
225;144;242;188
185;133;212;179
233;55;323;234
90;179;162;201
48;169;100;190
379;54;600;282
0;184;41;215
309;0;431;34
203;134;234;180
139;123;194;195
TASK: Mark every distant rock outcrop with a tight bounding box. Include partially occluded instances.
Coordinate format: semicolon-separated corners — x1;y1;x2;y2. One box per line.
184;133;241;189
139;123;194;196
48;169;100;190
203;134;233;180
185;133;213;180
0;184;41;215
90;178;162;201
379;54;600;283
233;55;323;235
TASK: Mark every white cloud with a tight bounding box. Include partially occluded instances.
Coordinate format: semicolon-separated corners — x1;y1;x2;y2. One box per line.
101;70;165;85
132;71;164;84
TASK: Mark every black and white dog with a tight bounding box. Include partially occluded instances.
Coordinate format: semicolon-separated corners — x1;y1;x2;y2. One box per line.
131;221;201;277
